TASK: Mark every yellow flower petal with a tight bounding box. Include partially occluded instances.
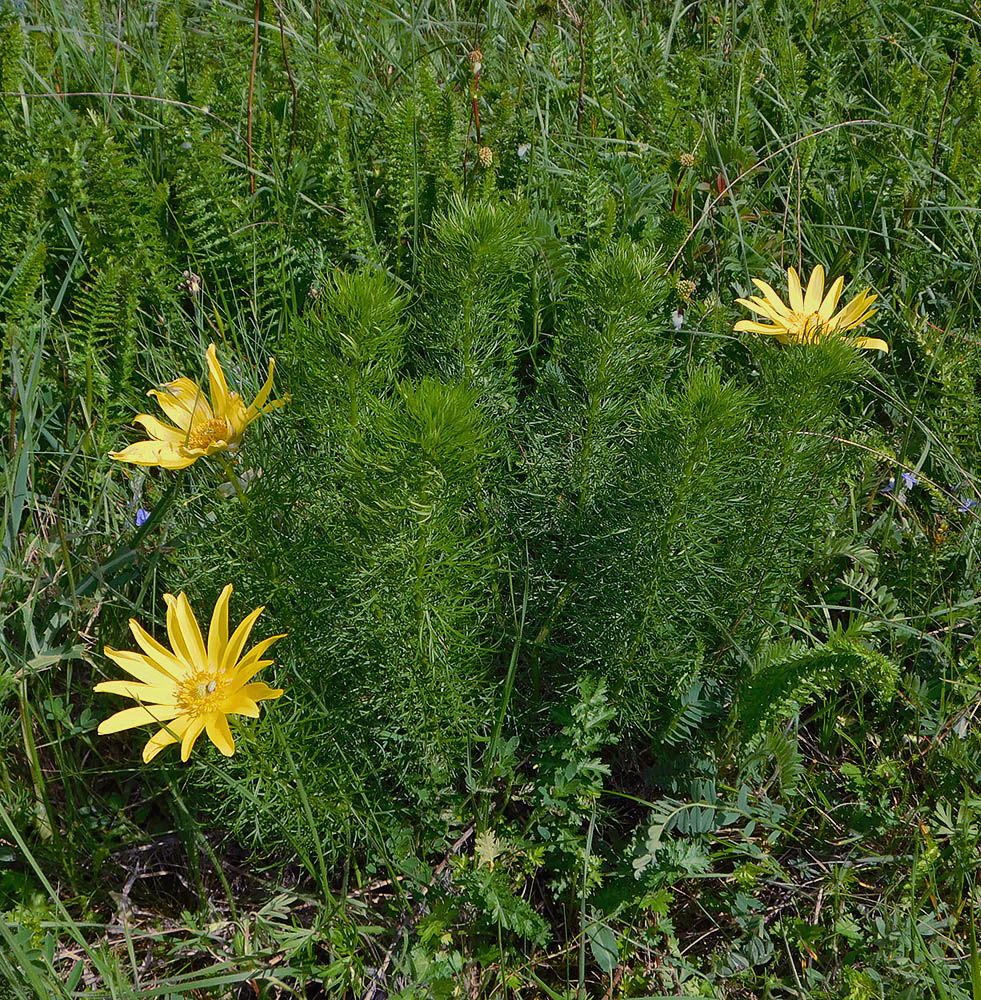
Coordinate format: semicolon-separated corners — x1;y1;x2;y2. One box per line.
132;414;187;444
241;359;290;429
109;440;196;469
180;716;207;762
142;716;193;763
105;645;178;686
253;394;290;422
225;397;250;441
165;592;208;668
93;679;177;702
238;681;284;704
735;296;788;326
750;279;793;318
221;605;265;674
734;320;785;334
222;693;260;718
847;306;878;330
228;633;286;680
787;267;804;312
148;377;213;429
177;592;208;662
742;295;779;312
852;336;889;353
208;584;234;669
127;622;187;679
206;712;236;756
830;291;877;330
802;264;825;314
206;344;232;418
818;275;845;319
243;358;276;425
182;432;235;458
98;704;181;735
230;659;276;688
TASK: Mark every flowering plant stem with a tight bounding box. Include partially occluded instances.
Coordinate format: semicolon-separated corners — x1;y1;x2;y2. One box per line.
217;453;249;508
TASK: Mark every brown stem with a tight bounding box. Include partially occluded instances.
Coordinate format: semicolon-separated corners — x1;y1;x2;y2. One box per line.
473;68;481;145
462;11;484;183
463;66;481;181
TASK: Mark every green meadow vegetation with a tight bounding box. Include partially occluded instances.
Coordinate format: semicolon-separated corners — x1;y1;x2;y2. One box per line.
3;0;981;996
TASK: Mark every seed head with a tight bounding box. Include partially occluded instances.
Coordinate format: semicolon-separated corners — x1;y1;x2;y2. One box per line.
468;48;483;71
478;146;493;168
680;152;696;168
179;270;202;296
678;278;696;301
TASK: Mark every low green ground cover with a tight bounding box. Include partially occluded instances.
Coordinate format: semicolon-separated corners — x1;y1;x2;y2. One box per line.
3;1;981;997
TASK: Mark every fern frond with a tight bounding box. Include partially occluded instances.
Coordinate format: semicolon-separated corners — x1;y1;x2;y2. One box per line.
737;629;898;746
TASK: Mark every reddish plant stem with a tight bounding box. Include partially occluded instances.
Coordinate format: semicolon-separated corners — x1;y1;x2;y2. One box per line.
472;67;481;145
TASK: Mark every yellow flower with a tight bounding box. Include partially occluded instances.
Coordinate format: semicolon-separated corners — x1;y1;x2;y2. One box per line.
95;584;285;762
734;265;888;352
109;344;289;469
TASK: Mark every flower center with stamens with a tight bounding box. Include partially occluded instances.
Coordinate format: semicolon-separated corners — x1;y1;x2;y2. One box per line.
176;670;228;714
789;311;830;344
184;417;231;452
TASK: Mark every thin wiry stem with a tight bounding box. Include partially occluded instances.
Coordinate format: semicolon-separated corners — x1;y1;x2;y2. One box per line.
247;0;260;196
216;453;249;508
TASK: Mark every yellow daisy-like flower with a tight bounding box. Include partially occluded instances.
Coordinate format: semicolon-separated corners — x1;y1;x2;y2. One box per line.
109;344;289;470
95;584;285;763
734;265;888;352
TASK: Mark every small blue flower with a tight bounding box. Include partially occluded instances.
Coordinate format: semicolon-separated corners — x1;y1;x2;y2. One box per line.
957;497;978;514
135;508;150;527
901;471;917;490
882;477;895;494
